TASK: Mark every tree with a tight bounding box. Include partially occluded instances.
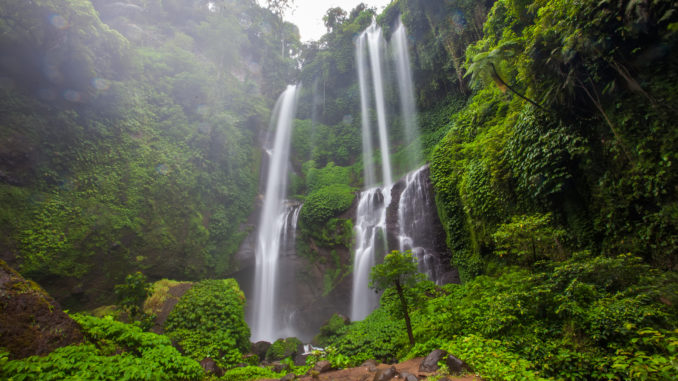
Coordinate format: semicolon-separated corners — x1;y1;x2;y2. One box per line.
264;0;294;21
369;250;421;346
323;7;347;33
466;39;546;112
114;272;152;320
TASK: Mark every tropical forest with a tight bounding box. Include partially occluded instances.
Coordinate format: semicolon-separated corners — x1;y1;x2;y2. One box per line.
0;0;676;380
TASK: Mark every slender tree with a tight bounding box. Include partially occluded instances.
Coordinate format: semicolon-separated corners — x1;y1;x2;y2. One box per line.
369;250;421;346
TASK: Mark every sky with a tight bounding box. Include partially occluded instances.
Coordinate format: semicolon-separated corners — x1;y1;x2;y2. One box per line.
263;0;393;42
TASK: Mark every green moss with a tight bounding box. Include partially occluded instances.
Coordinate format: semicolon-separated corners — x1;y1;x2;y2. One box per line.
142;279;192;317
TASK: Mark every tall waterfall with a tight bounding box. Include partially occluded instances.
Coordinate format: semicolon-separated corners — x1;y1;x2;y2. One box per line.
251;85;299;341
351;22;395;321
365;22;393;186
352;19;436;321
393;19;422;168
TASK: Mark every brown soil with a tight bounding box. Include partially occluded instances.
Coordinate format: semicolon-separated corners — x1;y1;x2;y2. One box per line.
264;357;480;381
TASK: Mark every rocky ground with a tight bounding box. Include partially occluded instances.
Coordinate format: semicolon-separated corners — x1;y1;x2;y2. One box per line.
263;354;480;381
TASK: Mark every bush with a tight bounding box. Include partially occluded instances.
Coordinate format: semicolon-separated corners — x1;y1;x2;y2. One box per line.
314;314;350;347
325;308;409;366
266;337;303;361
164;279;249;368
299;184;356;227
0;314;203;380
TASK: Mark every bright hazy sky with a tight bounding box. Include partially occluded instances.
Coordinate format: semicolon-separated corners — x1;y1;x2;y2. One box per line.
262;0;393;42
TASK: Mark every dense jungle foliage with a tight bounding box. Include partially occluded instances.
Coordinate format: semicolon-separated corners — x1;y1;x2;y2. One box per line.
0;0;300;307
1;0;677;380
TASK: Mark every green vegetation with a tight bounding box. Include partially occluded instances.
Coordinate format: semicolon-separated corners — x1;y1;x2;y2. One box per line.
1;0;676;379
370;250;423;346
265;337;303;361
0;0;298;308
0;314;203;380
114;272;152;320
164;279;249;369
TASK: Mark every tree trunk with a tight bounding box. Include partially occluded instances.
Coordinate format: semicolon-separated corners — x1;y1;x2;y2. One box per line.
395;280;415;346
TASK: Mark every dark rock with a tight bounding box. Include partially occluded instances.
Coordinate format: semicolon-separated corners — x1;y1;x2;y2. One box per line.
251;340;272;359
361;359;378;372
373;366;398;381
272;361;290;373
0;260;83;359
445;354;472;374
314;360;332;373
400;371;419;381
294;353;309;366
419;349;448;372
199;357;224;377
279;373;296;381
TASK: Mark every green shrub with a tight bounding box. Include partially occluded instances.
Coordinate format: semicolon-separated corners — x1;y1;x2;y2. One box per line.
266;337;303;361
164;279;249;368
221;365;284;381
299;184;356;228
314;313;349;347
0;314;203;380
325;308;409;366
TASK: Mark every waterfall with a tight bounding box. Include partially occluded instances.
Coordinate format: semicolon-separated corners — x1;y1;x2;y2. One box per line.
251;85;299;342
365;22;393;186
356;34;376;187
351;19;446;320
351;22;396;321
350;186;391;321
397;166;441;283
392;18;422;168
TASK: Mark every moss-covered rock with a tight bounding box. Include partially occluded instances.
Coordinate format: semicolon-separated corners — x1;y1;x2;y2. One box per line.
265;337;303;361
0;260;83;359
142;279;193;334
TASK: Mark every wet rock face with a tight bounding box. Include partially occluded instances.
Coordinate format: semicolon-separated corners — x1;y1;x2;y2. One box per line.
0;260;83;359
387;166;459;285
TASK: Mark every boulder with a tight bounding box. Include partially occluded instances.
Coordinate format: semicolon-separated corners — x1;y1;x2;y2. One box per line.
272;361;290;373
199;357;224;377
279;373;296;381
314;360;332;373
419;349;447;372
0;260;83;359
361;359;378;372
294;353;309;366
400;371;419;381
251;340;272;359
445;354;472;374
373;366;398;381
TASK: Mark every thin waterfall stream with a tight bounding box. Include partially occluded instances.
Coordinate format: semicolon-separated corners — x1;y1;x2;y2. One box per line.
251;85;299;342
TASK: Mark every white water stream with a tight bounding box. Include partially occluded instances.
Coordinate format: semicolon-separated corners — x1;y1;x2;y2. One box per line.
251;85;299;341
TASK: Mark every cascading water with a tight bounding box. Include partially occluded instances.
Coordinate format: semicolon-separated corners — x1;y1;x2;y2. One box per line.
351;19;449;321
351;22;395;321
397;166;441;282
251;85;299;342
392;18;422;168
351;186;391;321
365;22;393;186
356;34;376;187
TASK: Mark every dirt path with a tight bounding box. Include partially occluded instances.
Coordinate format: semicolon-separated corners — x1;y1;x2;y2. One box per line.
264;357;480;381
